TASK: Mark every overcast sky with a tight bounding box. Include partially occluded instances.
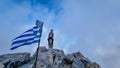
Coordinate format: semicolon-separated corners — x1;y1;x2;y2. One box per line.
0;0;120;68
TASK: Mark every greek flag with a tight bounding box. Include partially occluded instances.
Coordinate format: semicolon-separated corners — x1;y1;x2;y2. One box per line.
11;20;43;50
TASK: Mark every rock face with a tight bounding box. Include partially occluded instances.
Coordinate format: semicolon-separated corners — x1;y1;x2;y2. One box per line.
0;46;101;68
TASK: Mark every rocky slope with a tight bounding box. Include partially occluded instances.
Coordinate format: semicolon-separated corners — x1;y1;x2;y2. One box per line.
0;46;101;68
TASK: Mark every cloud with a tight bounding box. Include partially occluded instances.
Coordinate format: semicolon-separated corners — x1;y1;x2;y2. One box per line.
0;0;120;68
0;0;59;55
54;0;120;68
96;45;120;68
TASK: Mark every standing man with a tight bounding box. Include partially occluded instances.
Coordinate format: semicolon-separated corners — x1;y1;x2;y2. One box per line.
48;29;54;48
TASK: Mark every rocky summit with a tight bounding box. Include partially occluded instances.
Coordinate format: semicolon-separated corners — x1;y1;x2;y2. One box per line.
0;46;101;68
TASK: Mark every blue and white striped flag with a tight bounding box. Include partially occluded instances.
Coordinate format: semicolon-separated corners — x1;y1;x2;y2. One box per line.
11;20;43;50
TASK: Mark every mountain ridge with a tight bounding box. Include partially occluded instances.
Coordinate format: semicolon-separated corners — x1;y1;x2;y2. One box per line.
0;46;101;68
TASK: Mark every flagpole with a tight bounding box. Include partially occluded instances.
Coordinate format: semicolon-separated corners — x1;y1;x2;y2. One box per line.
34;42;40;68
34;22;43;68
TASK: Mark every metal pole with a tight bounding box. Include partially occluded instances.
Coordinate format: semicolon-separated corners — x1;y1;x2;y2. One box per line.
34;23;43;68
34;44;40;68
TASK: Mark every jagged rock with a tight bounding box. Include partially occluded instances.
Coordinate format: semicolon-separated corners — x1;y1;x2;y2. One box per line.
81;57;95;68
0;63;5;68
0;46;101;68
72;58;85;68
0;53;30;68
52;49;64;68
92;62;101;68
64;54;74;64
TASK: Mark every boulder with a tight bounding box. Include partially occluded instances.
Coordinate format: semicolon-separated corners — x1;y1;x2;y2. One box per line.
92;62;101;68
0;53;30;68
72;58;85;68
0;63;5;68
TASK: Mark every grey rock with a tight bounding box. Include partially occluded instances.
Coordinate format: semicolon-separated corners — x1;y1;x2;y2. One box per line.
72;58;85;68
0;46;101;68
52;50;64;68
81;58;94;68
92;62;101;68
63;54;74;64
0;63;5;68
0;53;30;68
